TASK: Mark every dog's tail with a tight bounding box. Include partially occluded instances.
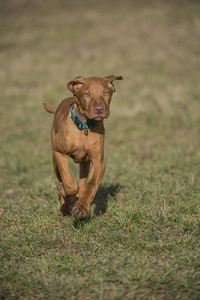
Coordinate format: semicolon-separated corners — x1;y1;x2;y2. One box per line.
43;102;57;114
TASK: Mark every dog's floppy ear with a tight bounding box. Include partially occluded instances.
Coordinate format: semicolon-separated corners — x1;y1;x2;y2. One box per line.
105;75;123;92
67;76;86;94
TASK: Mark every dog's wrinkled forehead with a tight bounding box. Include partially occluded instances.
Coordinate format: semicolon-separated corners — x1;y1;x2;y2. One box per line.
81;77;112;92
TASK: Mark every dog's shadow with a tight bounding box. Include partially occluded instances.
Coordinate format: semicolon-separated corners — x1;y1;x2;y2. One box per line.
73;183;120;227
92;183;120;216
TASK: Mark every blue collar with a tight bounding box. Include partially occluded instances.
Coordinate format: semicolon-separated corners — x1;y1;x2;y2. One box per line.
70;104;99;135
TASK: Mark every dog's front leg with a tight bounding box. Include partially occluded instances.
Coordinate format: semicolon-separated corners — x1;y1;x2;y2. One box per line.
75;161;91;203
53;150;79;196
72;159;105;219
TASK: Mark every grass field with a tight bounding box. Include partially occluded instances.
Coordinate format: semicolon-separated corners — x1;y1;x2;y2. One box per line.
1;0;200;299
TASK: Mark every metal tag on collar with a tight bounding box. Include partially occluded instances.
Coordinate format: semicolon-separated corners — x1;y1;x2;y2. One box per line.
84;127;88;135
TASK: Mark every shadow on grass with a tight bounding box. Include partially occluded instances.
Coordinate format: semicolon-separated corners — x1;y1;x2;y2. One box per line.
73;183;120;228
93;183;120;216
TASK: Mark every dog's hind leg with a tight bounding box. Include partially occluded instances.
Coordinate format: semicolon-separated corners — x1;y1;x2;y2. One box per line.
59;195;71;217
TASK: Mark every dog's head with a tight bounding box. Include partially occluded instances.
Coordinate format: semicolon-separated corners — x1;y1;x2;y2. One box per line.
67;75;123;120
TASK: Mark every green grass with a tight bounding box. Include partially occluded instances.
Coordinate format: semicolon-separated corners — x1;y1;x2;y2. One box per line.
1;0;200;299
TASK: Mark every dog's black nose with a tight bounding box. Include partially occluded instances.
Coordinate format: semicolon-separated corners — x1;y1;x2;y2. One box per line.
94;106;104;115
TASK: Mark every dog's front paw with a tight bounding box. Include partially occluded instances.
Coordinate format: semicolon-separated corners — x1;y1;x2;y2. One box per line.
72;202;89;219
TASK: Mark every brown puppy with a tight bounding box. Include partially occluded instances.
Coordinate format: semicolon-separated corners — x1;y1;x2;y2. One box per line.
44;75;123;219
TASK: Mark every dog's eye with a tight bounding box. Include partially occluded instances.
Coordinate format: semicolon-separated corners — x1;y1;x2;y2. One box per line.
84;92;90;97
103;91;109;96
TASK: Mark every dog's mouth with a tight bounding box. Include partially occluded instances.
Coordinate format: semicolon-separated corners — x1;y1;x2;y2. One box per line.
87;113;109;121
94;116;104;121
78;105;110;121
87;110;110;121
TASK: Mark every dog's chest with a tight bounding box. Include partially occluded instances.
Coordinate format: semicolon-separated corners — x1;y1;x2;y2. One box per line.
55;126;102;163
67;136;91;163
70;149;89;163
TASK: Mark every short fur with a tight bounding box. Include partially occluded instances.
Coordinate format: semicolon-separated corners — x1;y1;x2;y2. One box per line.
44;75;123;218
